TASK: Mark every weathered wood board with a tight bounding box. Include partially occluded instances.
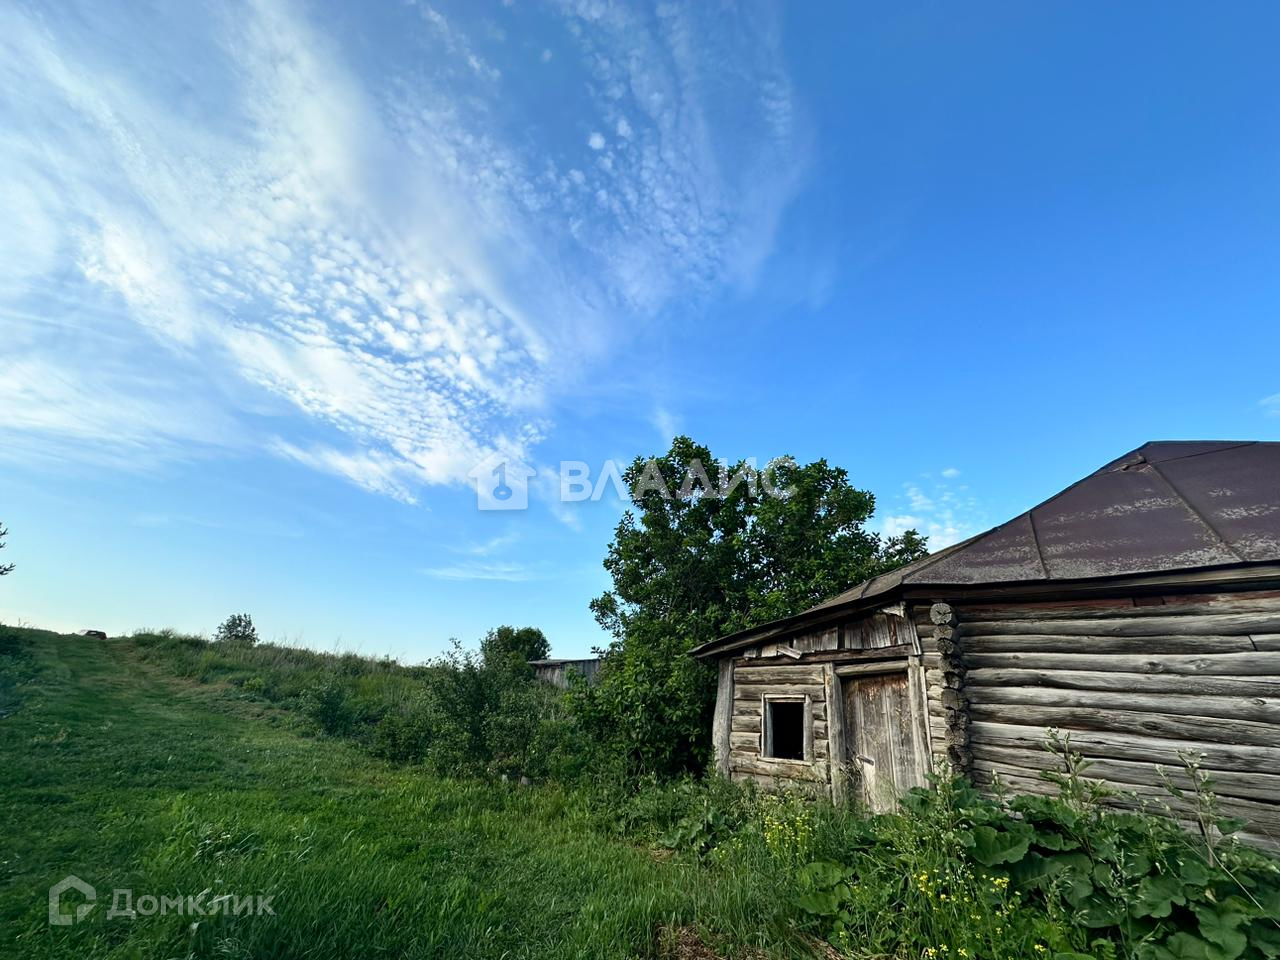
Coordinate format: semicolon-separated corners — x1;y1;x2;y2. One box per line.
954;592;1280;843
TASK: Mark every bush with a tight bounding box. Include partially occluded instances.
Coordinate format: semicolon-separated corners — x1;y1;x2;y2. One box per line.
302;677;357;737
241;674;267;695
214;613;258;647
791;771;1280;960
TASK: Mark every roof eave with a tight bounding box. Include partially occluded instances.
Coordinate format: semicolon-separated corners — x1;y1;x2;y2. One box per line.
689;560;1280;660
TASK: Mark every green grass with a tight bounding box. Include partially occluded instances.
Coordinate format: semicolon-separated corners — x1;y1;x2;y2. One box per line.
5;626;1276;960
0;627;811;959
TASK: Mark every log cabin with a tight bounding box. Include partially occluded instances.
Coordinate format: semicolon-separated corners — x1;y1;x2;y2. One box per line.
691;440;1280;848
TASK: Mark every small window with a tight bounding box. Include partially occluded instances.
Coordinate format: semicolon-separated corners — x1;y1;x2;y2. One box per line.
764;699;806;760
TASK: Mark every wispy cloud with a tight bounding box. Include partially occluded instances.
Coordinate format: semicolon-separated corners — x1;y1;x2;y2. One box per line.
877;471;985;550
0;0;805;503
652;407;679;443
450;532;521;557
1262;393;1280;416
419;561;541;582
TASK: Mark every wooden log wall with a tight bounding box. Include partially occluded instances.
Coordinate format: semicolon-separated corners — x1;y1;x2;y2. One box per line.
957;589;1280;849
914;602;964;777
729;658;831;792
725;607;927;799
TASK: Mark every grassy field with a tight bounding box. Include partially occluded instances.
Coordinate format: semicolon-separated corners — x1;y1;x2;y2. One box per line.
0;627;809;959
4;626;1278;960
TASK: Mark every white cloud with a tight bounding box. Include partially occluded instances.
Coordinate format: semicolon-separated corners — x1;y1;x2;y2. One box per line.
271;441;420;505
906;485;934;512
0;0;806;504
881;514;921;538
420;561;540;582
941;466;961;478
530;468;584;531
0;175;61;300
1262;393;1280;416
413;3;501;83
877;474;985;551
0;315;238;471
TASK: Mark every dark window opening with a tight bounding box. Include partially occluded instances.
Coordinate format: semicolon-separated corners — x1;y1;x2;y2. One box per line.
765;700;805;760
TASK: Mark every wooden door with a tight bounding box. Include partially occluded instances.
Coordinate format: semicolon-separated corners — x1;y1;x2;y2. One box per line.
842;671;926;812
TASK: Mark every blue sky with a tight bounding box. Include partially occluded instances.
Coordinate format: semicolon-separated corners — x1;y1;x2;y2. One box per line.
2;0;1279;660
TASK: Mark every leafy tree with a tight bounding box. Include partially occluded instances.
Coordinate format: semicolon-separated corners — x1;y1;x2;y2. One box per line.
214;613;259;646
0;523;13;576
480;625;550;674
581;436;929;777
374;629;576;780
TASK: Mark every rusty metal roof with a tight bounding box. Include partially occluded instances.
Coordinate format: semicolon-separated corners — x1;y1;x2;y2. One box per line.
693;441;1280;657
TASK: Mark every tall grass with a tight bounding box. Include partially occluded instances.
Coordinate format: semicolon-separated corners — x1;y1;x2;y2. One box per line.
1;627;813;959
4;625;1277;960
125;627;596;781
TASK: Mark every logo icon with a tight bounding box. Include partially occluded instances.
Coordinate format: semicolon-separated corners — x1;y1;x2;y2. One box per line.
49;875;96;926
467;453;535;510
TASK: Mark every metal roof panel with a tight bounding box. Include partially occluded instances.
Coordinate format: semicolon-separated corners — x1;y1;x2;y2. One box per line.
693;440;1280;658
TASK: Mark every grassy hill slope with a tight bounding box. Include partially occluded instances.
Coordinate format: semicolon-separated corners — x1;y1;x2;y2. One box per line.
0;627;802;960
6;627;1277;960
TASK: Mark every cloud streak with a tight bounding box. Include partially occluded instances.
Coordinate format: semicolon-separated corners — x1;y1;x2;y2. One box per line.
0;0;805;503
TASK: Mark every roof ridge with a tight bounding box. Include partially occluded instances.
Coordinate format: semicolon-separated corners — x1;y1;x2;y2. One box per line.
867;440;1272;592
1138;440;1258;466
1025;508;1051;580
1145;458;1247;563
887;441;1272;592
892;441;1158;590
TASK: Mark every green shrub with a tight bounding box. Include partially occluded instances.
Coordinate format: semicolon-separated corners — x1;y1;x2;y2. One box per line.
241;675;267;696
790;770;1280;960
368;697;434;763
214;613;258;647
302;677;357;737
657;779;747;857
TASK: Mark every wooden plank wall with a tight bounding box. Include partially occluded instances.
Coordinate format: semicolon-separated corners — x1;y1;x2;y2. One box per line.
531;659;600;689
712;658;734;777
729;659;831;792
956;590;1280;849
726;609;926;798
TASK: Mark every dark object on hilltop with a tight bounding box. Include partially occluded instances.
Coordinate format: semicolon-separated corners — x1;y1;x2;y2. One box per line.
694;440;1280;850
81;630;107;640
215;613;259;646
529;658;601;689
